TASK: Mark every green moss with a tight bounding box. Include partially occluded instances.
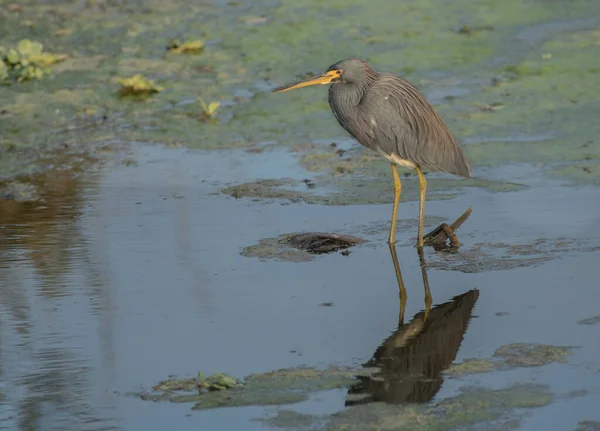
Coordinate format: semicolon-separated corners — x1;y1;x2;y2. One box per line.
316;384;552;431
0;39;67;82
1;0;600;187
545;161;600;185
445;359;496;376
138;366;377;410
494;343;573;367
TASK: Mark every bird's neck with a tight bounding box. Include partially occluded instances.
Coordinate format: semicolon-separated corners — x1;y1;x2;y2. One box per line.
328;80;370;110
328;81;372;139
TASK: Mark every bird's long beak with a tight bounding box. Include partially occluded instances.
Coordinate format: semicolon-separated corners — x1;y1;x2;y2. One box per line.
272;70;339;93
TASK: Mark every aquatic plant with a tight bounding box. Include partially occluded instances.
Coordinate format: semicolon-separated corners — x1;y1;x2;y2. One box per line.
198;98;220;120
167;40;205;54
116;74;164;96
0;39;68;82
0;60;7;81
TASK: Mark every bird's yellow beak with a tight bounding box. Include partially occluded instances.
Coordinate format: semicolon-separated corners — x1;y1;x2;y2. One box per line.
272;69;341;93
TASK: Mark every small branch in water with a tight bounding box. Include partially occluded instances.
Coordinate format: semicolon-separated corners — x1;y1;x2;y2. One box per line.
423;207;472;252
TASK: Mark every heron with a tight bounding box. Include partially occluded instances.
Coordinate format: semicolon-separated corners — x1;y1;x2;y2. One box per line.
273;59;472;247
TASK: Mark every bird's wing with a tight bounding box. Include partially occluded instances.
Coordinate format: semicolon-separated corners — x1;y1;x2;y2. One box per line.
359;74;471;177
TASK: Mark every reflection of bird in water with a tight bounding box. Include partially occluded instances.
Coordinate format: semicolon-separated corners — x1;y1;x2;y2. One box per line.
346;244;479;406
273;59;472;246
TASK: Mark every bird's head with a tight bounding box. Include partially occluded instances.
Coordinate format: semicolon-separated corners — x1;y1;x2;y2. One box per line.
272;58;376;93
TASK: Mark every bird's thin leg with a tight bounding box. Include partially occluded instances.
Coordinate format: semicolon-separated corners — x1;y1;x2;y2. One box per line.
388;243;407;324
388;163;402;244
416;167;427;248
417;247;432;321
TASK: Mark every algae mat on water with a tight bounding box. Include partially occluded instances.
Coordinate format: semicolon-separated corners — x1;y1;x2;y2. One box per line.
1;0;599;187
136;343;574;429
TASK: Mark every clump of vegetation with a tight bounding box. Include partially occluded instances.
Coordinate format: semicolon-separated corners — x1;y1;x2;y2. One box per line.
198;372;239;391
152;371;240;394
198;98;220;121
0;39;68;82
167;40;205;54
0;60;7;81
116;74;163;96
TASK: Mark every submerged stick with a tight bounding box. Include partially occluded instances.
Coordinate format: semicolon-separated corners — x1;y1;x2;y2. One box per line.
423;207;472;251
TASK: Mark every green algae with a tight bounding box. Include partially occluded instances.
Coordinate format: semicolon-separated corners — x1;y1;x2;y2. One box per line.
444;359;496;376
1;0;599;183
261;383;553;431
494;343;573;367
139;341;572;415
254;410;316;429
545;161;600;185
0;39;67;82
222;173;524;206
138;366;378;410
445;343;574;378
426;237;600;273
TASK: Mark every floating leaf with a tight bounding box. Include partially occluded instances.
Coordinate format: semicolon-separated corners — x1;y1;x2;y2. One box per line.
117;74;164;96
168;40;205;54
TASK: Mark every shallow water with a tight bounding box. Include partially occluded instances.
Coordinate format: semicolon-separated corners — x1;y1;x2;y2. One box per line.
2;0;600;429
1;143;600;430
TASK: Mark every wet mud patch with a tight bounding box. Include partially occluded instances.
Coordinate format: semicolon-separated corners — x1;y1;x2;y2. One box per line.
241;232;366;262
221;174;525;206
577;421;600;431
1;0;599;188
577;315;600;326
426;237;600;273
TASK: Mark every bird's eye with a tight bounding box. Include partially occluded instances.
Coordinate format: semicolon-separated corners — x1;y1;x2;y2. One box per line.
336;70;342;75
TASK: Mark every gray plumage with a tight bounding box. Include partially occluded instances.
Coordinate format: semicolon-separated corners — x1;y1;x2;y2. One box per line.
272;58;472;246
327;59;472;177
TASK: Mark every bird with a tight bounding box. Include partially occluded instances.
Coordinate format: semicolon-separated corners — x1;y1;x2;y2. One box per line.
273;59;472;247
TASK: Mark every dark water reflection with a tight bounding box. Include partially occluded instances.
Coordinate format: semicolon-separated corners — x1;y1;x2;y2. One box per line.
0;168;118;430
1;144;599;431
347;245;479;406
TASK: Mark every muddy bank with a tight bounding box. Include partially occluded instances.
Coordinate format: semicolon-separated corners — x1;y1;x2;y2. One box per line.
2;0;600;199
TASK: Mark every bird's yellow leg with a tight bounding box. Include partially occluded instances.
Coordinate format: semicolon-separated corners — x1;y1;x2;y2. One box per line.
416;167;427;248
417;247;432;321
388;163;402;244
388;243;407;324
